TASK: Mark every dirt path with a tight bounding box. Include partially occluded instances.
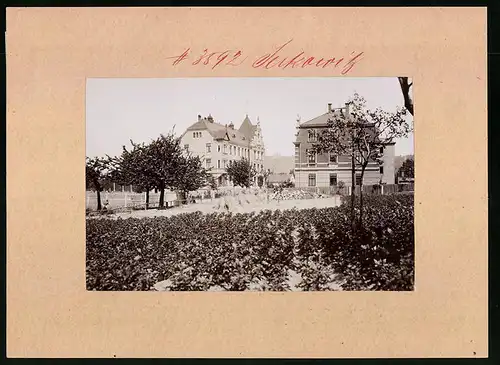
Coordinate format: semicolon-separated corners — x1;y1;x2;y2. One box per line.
105;196;342;219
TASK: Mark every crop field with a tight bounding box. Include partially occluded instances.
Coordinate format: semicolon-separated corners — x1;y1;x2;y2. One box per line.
86;194;414;291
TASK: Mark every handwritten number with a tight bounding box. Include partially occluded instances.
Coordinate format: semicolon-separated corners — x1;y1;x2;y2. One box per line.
166;48;190;66
192;49;209;65
227;51;246;66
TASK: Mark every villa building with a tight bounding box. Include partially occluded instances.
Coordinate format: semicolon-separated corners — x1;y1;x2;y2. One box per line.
293;103;396;189
180;114;266;187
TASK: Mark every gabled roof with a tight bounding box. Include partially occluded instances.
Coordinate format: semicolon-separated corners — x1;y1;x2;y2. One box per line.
184;116;251;147
186;119;208;131
239;115;257;139
299;108;345;128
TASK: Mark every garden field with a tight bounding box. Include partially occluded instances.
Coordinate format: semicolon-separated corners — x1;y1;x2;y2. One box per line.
86;194;414;291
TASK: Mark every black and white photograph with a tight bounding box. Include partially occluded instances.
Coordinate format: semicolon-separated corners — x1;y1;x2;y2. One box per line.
86;77;414;292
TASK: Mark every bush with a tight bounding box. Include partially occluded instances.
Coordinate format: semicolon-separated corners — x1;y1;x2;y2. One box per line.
86;194;414;291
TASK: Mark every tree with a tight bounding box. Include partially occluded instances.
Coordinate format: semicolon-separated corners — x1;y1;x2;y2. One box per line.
313;103;358;229
86;156;112;210
173;154;210;203
111;141;157;209
314;92;412;228
398;77;414;116
226;158;256;188
397;157;414;179
143;132;185;209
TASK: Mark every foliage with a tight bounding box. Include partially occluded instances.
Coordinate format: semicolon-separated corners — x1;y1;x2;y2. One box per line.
174;154;210;193
86;156;111;191
86;156;114;210
87;194;414;291
315;93;412;170
225;158;256;188
111;141;156;193
313;92;412;227
99;131;210;208
397;157;414;179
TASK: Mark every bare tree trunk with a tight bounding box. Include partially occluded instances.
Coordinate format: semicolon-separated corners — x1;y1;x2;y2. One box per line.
398;77;414;116
159;183;165;209
96;189;102;211
350;153;356;232
145;189;150;210
359;165;368;229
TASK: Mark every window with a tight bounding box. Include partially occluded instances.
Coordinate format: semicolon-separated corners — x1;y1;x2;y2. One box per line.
192;132;196;138
356;174;362;186
380;146;384;154
307;150;316;164
206;143;211;153
238;147;240;156
308;129;317;142
184;144;189;151
329;174;337;186
223;144;227;154
217;160;221;169
192;132;202;138
329;153;338;164
223;160;227;168
308;174;316;187
206;159;211;168
217;145;221;152
380;166;384;174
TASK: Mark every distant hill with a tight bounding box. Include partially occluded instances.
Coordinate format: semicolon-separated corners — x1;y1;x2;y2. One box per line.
264;155;295;174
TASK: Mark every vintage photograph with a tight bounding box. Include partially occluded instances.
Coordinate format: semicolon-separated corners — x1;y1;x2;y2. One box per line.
86;77;414;291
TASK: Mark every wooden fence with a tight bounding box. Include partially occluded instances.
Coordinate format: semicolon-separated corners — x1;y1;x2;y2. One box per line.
285;183;414;196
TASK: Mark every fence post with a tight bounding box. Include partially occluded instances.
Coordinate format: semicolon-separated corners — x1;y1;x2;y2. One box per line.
124;192;128;208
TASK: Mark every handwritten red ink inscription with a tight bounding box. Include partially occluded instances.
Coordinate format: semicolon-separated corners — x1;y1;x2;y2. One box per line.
167;48;247;70
166;39;364;75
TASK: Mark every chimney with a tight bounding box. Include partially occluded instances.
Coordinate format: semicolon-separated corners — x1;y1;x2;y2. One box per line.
198;115;202;122
328;103;332;113
344;102;350;119
207;114;214;123
229;122;234;129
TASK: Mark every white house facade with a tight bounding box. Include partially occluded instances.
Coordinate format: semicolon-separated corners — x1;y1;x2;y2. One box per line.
180;114;266;187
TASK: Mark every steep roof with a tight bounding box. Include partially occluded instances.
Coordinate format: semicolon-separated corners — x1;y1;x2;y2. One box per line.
238;115;257;139
184;116;251;147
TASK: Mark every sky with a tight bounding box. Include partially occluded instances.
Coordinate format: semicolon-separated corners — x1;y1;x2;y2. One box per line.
86;77;414;158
